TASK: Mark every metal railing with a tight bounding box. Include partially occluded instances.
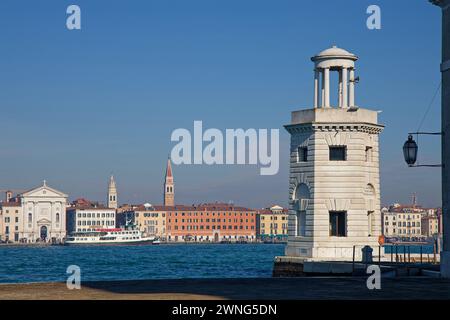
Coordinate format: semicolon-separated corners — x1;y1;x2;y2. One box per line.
351;243;439;273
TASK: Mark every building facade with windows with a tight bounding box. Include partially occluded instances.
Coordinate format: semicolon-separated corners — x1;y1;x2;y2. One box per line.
120;202;256;242
382;209;423;238
0;200;23;242
382;208;397;237
285;46;384;260
0;182;68;243
381;203;442;239
257;205;288;241
396;212;422;237
124;203;167;239
66;200;116;234
165;203;256;242
421;215;439;238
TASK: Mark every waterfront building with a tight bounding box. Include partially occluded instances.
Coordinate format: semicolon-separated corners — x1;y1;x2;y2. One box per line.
164;157;174;206
421;215;439;238
165;203;256;242
381;208;396;237
437;208;443;235
120;202;256;242
0;181;68;243
391;211;422;238
383;204;426;238
0;195;23;242
66;199;116;233
0;206;2;241
381;202;442;239
390;211;422;238
284;46;384;260
124;203;167;239
0;209;2;241
257;205;288;242
116;203;137;214
107;175;118;209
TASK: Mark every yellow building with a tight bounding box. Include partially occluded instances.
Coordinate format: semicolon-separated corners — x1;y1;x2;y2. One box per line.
0;200;23;243
257;205;288;242
129;203;167;239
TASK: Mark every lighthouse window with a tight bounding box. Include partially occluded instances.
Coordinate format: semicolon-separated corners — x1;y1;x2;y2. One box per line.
365;146;373;162
329;146;347;161
296;211;306;237
329;211;346;237
368;211;375;236
297;147;308;162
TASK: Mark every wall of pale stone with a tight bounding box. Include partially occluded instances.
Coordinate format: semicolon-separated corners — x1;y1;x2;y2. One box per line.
285;108;383;260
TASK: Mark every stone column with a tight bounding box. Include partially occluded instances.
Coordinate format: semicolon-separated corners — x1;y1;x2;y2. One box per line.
342;67;348;108
338;69;343;107
314;69;319;108
431;0;450;277
349;68;355;107
324;68;330;107
321;69;325;107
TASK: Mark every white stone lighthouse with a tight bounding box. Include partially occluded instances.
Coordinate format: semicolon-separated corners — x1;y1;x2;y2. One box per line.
284;46;384;261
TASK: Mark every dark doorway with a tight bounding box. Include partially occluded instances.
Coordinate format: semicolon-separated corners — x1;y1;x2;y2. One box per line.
40;226;48;241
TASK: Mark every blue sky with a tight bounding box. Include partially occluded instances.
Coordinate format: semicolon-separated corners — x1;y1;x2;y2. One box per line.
0;0;443;208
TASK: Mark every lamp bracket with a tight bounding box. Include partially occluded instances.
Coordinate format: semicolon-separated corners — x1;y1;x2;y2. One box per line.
408;132;442;136
408;164;443;168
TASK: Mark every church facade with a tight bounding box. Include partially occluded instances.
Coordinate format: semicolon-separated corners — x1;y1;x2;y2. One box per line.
0;181;68;243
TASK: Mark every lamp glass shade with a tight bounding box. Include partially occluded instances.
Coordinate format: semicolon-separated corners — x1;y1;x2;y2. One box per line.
403;135;418;166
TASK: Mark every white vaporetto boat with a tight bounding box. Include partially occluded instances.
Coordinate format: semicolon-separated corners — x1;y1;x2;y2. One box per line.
65;225;154;245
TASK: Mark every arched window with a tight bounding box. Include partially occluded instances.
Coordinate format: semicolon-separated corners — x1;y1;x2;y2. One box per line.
294;183;311;201
364;184;376;236
293;183;311;237
56;213;60;223
28;213;32;224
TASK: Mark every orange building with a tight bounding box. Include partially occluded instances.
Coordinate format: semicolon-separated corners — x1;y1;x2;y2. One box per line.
165;203;257;242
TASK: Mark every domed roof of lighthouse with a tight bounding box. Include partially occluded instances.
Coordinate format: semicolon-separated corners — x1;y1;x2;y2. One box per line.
311;45;358;70
314;45;356;59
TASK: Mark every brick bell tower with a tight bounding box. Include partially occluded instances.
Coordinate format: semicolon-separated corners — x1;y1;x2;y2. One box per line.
164;157;175;207
284;46;384;261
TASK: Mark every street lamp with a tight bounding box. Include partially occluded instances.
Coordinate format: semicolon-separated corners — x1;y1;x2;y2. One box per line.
403;135;418;166
402;132;443;168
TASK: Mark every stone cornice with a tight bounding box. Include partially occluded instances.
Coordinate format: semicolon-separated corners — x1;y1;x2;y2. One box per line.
284;122;384;134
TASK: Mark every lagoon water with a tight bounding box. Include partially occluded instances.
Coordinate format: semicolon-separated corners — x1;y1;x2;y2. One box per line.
0;244;285;284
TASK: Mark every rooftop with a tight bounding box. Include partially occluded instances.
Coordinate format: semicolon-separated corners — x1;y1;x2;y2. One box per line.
127;202;256;212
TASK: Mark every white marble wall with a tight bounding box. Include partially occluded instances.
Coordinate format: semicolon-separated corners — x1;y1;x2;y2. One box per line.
285;107;384;261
